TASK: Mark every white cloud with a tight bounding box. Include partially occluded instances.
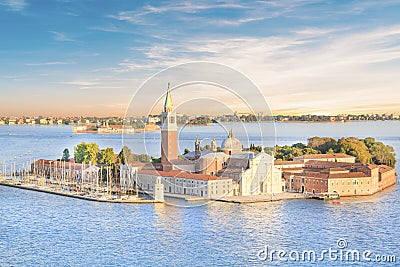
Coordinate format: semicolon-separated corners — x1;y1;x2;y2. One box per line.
58;81;98;86
113;25;400;114
25;61;75;66
0;0;27;11
107;1;265;26
49;31;74;42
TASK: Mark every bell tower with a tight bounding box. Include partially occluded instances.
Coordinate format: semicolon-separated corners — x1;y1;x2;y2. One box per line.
161;83;178;171
195;136;201;159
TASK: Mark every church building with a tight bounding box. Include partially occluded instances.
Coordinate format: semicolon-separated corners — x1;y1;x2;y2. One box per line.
138;84;283;199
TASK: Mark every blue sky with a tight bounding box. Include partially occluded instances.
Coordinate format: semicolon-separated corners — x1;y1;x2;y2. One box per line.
1;0;400;116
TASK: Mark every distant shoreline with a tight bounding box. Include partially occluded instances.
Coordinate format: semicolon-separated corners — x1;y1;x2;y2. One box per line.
0;120;397;128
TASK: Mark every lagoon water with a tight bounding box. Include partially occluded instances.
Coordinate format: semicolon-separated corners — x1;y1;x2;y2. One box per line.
0;121;399;266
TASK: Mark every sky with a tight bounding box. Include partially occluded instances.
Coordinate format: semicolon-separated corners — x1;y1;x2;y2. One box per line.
1;0;400;117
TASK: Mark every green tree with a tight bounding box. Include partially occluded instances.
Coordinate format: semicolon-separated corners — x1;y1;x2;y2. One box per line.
363;137;376;148
61;148;70;162
201;144;211;151
151;156;161;163
326;148;335;154
97;147;115;165
74;142;100;164
308;137;338;153
274;145;304;161
117;146;134;165
293;143;307;149
137;154;151;162
363;137;396;167
302;147;320;155
337;137;371;164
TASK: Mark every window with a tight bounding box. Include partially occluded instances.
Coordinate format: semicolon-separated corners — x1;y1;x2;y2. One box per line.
169;116;175;123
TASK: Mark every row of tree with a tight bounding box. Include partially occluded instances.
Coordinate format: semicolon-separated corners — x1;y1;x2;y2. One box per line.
273;136;396;167
61;142;151;165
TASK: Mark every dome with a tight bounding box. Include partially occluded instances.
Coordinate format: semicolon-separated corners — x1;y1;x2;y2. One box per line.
221;129;242;155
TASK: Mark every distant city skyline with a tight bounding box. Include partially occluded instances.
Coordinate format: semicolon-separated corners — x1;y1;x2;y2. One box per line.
1;0;400;116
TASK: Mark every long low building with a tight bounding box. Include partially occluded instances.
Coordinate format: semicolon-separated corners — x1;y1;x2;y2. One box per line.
138;170;234;199
282;160;396;196
293;153;356;163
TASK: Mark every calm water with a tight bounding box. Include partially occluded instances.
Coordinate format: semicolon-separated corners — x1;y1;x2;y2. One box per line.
0;121;399;266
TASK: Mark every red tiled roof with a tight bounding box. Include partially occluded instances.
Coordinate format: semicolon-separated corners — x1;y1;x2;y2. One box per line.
138;169;226;181
274;160;304;165
304;172;329;179
296;153;355;159
328;172;369;179
281;167;304;172
295;171;369;179
328;168;348;172
305;161;379;171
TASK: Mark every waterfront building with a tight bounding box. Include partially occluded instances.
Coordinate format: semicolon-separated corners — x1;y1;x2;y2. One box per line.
139;169;233;198
281;160;396;196
220;152;281;195
8;117;16;125
293;153;356;163
72;125;88;133
97;125;135;134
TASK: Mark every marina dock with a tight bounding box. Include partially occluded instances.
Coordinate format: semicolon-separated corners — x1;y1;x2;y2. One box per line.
0;180;163;204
